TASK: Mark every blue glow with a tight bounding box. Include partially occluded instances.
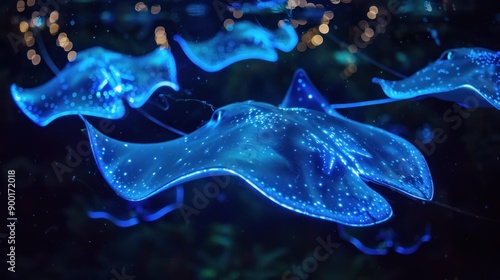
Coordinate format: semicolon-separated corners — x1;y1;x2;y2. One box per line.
88;185;184;227
186;3;208;16
338;224;432;255
33;16;45;28
372;48;500;109
416;124;434;144
83;68;433;226
173;21;298;72
426;27;441;46
11;47;179;126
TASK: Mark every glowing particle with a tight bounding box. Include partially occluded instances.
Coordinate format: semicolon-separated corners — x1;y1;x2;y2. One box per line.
17;0;25;12
323;11;334;20
49;11;59;23
318;24;329;34
27;49;36;60
49;23;59;35
135;2;148;12
364;28;374;38
31;54;41;65
296;42;307;52
233;9;243;18
63;41;73;52
311;34;323;46
151;4;161;14
19;21;29;33
223;19;235;30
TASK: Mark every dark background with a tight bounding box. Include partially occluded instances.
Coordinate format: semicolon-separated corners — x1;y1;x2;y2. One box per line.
1;0;500;279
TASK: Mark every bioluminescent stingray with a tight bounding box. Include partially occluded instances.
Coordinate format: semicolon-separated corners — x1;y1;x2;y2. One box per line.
11;47;179;126
338;224;431;255
372;48;500;110
88;185;184;227
173;21;298;72
83;68;433;226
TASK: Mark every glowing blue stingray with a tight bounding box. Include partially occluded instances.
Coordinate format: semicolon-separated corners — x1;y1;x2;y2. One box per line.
338;224;431;255
88;185;184;227
83;68;433;226
11;47;179;126
173;21;298;72
372;48;500;109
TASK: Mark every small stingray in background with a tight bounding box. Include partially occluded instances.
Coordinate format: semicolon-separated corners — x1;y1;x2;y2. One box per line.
87;185;184;228
338;222;431;255
10;47;179;126
372;48;500;110
82;68;433;226
173;20;298;72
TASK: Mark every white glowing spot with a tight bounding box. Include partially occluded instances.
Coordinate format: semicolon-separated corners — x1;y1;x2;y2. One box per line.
114;84;123;93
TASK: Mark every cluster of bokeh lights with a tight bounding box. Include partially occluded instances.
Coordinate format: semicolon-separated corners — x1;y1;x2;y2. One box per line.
154;26;170;49
349;5;389;49
133;2;170;49
135;1;161;14
13;0;393;79
15;0;77;65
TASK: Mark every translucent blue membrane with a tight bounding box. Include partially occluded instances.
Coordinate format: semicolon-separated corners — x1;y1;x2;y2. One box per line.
280;68;337;116
173;21;298;72
83;68;433;226
87;185;184;227
373;48;500;109
338;224;431;255
11;47;179;126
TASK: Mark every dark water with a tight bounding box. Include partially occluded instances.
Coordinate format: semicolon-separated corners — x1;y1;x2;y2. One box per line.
1;0;500;279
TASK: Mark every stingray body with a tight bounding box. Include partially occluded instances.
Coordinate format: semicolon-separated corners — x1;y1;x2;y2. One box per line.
173;20;297;72
11;47;179;126
373;48;500;109
83;69;433;226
